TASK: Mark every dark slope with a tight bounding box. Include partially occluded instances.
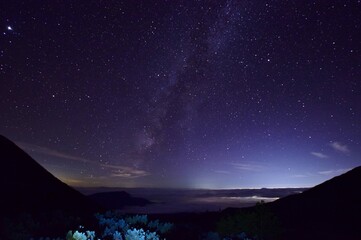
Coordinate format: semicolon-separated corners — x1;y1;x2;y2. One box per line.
0;135;99;215
267;166;361;239
89;191;152;210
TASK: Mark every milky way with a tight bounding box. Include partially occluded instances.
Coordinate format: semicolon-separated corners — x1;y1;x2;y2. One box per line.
1;1;360;188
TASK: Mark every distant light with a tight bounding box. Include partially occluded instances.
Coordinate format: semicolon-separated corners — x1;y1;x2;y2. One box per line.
7;26;13;31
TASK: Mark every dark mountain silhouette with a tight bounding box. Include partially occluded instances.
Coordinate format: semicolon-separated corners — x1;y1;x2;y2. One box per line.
219;167;361;239
266;166;361;239
0;135;99;215
89;191;152;210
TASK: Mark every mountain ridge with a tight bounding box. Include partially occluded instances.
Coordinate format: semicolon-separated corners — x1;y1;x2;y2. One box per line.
267;166;361;239
0;135;99;215
220;166;361;239
89;191;152;210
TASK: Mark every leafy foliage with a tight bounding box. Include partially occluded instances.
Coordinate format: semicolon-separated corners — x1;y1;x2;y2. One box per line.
217;201;281;240
66;211;173;240
1;211;84;240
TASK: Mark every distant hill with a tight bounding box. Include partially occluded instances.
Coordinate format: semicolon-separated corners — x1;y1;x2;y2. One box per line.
267;166;361;239
89;191;152;210
0;135;99;215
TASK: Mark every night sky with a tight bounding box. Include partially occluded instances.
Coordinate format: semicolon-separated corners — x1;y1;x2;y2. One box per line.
1;1;360;189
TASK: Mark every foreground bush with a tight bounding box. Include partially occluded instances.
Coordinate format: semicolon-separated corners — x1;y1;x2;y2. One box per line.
66;211;173;240
217;201;280;240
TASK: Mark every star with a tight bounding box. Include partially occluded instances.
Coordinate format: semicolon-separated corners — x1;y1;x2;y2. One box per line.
1;0;360;189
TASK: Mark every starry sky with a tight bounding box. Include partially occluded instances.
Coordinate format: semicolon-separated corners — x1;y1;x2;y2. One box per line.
1;0;360;189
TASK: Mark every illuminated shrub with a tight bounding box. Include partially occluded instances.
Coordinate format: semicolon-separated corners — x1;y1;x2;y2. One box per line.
66;212;172;240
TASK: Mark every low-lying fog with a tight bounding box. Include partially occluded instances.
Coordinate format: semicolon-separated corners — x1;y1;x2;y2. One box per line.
77;187;307;213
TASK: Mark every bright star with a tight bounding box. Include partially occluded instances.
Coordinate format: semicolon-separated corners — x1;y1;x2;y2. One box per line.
7;26;13;31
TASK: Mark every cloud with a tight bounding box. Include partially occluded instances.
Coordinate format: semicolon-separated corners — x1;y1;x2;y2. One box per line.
291;174;309;178
100;164;150;179
60;178;86;186
213;170;230;174
17;142;150;179
318;168;351;175
330;142;350;154
230;162;264;171
16;142;92;163
311;152;328;159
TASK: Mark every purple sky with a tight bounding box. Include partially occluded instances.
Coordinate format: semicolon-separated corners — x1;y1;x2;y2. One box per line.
1;0;360;188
